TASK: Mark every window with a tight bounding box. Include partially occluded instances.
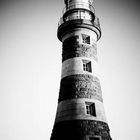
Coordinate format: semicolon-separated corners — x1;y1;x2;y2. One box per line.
82;60;92;72
82;34;90;44
85;102;96;116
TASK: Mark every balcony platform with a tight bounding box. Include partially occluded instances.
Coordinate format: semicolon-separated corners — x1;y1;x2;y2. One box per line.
57;18;101;41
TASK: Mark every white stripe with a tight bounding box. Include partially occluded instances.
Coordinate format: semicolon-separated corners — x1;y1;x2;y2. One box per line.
55;98;107;123
61;57;98;79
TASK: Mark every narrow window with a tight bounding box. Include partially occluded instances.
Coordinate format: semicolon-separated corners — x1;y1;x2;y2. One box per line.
82;34;90;44
85;102;96;116
82;60;92;72
86;104;91;115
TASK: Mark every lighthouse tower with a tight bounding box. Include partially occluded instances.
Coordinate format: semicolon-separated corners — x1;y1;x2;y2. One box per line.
50;0;112;140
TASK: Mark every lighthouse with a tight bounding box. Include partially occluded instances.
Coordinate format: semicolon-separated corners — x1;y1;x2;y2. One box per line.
50;0;112;140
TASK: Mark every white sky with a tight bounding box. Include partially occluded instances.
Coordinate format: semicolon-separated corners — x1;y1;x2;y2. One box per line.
0;0;140;140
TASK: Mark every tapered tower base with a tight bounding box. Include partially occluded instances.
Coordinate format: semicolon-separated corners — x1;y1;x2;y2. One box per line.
50;0;112;140
51;120;111;140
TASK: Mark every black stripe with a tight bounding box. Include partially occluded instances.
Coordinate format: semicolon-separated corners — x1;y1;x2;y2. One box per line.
62;36;97;62
59;74;103;102
50;120;112;140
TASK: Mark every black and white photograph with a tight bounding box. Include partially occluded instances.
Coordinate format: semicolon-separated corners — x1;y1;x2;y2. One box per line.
0;0;140;140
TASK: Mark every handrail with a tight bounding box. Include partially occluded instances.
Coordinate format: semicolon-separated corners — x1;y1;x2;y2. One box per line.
62;2;95;14
58;16;101;30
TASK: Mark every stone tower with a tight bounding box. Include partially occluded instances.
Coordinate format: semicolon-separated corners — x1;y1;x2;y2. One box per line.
50;0;112;140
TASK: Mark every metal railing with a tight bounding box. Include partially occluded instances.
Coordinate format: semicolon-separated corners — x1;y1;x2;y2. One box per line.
94;16;101;29
62;2;95;14
58;15;100;30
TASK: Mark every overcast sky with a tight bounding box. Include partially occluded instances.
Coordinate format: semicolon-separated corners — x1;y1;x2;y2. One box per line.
0;0;140;140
